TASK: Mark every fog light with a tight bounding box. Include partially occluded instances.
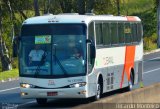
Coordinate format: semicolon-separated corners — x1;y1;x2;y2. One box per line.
21;92;28;96
69;82;86;88
75;84;80;88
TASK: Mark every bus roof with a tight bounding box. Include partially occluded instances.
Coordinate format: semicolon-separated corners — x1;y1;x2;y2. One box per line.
23;14;141;25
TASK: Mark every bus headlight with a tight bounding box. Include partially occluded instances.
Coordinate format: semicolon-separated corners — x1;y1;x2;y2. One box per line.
69;82;86;88
20;83;35;88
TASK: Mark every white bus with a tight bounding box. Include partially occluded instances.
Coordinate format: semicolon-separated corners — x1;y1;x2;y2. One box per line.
18;14;143;104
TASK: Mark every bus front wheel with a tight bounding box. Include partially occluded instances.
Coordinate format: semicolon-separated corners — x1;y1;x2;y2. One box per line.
95;80;102;100
36;98;47;105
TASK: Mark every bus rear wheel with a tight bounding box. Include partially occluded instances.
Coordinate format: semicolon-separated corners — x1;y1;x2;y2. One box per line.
128;72;134;90
124;72;134;91
36;98;47;105
95;80;102;100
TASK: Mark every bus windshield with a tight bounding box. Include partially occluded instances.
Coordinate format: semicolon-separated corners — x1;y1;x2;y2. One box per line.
19;24;86;78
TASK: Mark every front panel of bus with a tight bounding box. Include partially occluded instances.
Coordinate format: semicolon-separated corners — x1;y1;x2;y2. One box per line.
19;24;89;98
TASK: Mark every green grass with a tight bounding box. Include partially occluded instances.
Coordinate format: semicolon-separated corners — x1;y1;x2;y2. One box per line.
0;69;19;81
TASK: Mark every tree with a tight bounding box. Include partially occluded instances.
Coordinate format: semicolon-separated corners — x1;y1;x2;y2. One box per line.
46;0;51;14
59;0;72;13
116;0;120;15
77;0;85;14
4;0;15;43
76;0;95;14
157;0;160;48
94;0;112;14
86;0;95;13
0;2;12;71
34;0;40;16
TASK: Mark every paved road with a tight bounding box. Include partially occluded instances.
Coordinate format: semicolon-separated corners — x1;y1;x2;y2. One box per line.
0;51;160;109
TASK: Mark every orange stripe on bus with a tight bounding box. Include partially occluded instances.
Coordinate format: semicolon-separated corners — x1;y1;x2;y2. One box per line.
126;16;137;22
120;46;136;88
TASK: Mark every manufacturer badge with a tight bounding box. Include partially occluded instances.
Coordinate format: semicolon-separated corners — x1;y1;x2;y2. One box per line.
48;80;55;85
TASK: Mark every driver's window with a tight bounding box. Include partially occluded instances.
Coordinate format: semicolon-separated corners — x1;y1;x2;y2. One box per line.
88;22;95;74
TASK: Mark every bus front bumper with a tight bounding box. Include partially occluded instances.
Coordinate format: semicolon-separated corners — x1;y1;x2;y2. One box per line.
20;87;87;99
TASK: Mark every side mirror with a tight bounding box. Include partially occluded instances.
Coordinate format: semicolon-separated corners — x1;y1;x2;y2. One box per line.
90;43;96;59
86;39;92;44
12;36;20;57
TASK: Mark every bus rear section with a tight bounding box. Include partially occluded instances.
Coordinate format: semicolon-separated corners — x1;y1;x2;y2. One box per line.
86;16;143;99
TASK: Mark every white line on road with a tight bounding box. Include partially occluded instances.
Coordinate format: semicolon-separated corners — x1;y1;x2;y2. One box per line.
144;67;160;74
143;56;160;74
144;56;160;62
0;87;19;93
18;100;36;107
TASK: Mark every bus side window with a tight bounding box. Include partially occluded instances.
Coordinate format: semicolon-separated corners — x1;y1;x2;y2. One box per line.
95;23;103;45
102;22;111;46
88;22;95;41
137;23;143;42
118;22;125;44
110;22;118;45
124;23;132;44
132;23;138;43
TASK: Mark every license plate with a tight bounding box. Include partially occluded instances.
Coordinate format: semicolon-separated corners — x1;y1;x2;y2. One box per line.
47;92;58;96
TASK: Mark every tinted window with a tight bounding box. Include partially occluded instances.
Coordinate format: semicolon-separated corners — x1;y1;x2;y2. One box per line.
137;23;143;42
124;23;132;43
88;22;95;74
93;21;142;47
102;23;110;45
88;22;95;41
131;23;138;43
21;24;86;36
95;23;103;45
110;23;118;44
118;23;125;44
20;24;86;78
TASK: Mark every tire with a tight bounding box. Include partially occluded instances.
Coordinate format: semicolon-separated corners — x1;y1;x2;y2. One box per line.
95;81;102;100
124;72;134;91
128;72;134;90
36;98;47;105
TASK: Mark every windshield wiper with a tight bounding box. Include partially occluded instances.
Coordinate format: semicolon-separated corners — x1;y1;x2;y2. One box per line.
53;54;69;76
34;51;47;78
53;44;69;76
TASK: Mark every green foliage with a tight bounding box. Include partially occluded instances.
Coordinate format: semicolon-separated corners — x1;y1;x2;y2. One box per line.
0;0;158;72
12;57;18;69
120;0;154;15
94;0;115;15
118;0;156;38
0;69;18;81
119;0;157;50
144;33;158;51
133;10;156;38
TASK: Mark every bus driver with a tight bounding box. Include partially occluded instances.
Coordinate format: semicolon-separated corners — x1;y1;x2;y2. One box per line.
29;45;44;65
72;48;82;59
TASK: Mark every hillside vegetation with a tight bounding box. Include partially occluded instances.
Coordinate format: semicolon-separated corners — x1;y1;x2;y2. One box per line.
121;0;156;51
0;0;157;72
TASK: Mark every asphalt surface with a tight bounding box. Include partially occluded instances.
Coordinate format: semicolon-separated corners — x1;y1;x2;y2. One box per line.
0;51;160;109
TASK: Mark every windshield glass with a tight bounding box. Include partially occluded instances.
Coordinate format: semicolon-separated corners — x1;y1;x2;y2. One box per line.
20;24;86;78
